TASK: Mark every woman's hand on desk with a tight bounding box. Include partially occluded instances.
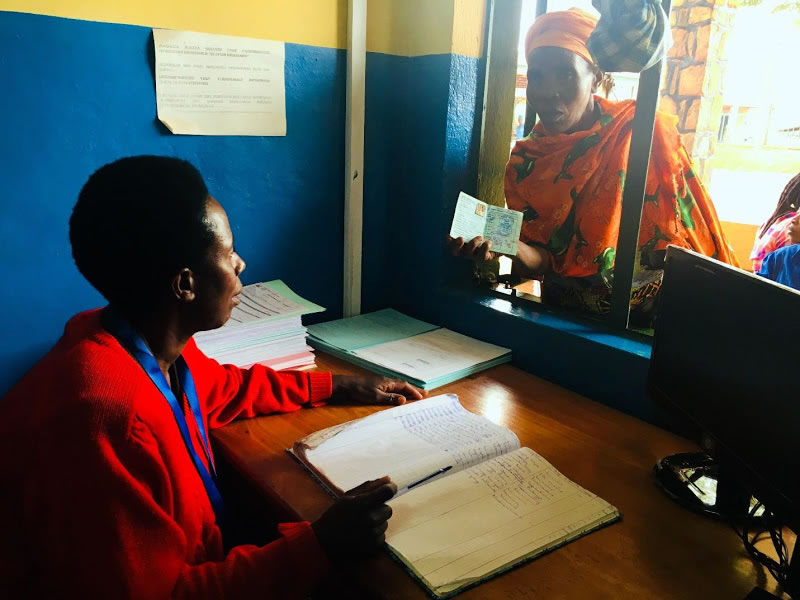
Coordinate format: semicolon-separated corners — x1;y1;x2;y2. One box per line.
312;476;397;559
330;375;424;406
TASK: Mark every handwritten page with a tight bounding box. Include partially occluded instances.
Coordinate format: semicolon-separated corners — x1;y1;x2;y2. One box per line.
153;29;286;136
351;328;510;382
225;280;324;326
387;447;620;597
449;192;522;256
296;394;520;493
306;309;437;352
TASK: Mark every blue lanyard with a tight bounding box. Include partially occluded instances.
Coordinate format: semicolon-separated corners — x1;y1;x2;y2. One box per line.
102;307;224;524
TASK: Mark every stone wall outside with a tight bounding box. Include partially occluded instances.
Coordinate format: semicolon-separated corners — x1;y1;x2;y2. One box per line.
661;0;738;185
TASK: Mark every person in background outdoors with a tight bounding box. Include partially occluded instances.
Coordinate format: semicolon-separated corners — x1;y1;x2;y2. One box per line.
448;9;737;321
757;240;800;291
515;115;526;140
0;156;424;599
750;173;800;272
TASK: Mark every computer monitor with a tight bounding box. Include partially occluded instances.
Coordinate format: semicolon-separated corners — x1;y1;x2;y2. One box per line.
648;246;800;533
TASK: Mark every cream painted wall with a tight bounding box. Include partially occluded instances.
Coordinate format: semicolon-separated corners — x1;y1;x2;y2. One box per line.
451;0;485;58
367;0;484;57
0;0;346;47
2;0;485;56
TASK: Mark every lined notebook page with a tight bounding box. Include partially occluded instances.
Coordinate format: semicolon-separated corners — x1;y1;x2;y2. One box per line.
386;447;619;597
297;394;519;493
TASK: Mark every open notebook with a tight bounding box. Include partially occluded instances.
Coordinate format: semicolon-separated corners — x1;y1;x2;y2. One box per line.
290;395;620;598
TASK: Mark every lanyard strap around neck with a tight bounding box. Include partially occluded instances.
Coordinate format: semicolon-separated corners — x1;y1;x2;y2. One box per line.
102;307;224;524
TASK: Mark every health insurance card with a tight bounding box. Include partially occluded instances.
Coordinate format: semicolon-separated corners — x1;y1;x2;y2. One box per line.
449;192;523;256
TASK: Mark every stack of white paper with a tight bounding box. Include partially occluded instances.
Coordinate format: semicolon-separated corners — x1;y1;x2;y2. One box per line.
194;280;324;370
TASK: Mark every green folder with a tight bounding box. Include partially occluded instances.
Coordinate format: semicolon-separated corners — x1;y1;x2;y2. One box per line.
307;309;511;390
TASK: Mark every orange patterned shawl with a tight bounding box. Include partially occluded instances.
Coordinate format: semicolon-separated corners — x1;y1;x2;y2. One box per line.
505;96;739;282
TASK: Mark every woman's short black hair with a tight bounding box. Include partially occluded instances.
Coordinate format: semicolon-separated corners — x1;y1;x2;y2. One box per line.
70;155;215;308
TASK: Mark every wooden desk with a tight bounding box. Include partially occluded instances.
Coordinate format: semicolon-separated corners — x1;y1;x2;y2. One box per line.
212;354;789;599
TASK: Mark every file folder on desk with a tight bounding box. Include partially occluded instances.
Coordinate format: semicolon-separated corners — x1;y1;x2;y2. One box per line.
307;309;511;389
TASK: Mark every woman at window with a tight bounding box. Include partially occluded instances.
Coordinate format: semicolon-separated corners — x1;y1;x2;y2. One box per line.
750;173;800;272
0;156;422;599
449;8;737;318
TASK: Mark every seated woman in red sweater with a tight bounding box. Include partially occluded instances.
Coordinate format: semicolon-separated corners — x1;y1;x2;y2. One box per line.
0;156;423;599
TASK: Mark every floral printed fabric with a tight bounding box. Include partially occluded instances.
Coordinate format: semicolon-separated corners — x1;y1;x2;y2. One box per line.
504;96;739;286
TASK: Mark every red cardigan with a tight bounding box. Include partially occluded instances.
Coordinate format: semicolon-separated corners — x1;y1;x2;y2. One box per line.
0;309;333;599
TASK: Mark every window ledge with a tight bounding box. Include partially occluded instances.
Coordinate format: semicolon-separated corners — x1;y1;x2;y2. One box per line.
439;284;652;360
432;283;655;422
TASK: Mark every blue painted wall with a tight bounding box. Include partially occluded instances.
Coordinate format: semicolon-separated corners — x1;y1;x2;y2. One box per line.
0;12;346;394
362;52;483;314
361;52;410;313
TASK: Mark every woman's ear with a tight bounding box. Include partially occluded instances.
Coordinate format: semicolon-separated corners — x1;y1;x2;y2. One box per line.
171;268;197;303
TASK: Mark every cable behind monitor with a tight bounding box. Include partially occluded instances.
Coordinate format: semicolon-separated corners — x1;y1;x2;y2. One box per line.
733;500;796;597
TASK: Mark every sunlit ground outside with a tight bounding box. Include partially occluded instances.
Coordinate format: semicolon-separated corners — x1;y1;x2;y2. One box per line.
707;2;800;236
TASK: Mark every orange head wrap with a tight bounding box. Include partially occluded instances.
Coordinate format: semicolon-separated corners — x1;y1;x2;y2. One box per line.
524;8;598;66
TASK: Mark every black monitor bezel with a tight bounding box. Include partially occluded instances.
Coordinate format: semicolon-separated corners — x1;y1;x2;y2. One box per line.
647;246;800;531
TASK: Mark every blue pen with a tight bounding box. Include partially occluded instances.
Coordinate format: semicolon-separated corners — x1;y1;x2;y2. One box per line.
405;465;453;491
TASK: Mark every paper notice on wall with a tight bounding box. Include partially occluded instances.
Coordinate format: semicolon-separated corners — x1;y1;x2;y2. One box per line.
152;29;286;136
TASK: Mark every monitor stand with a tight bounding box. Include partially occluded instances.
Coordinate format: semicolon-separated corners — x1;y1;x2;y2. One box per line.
745;587;782;599
656;453;799;598
654;452;755;521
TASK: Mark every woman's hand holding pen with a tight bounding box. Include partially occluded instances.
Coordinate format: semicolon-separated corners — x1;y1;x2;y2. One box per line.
312;477;397;559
